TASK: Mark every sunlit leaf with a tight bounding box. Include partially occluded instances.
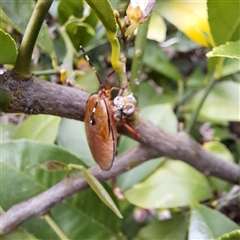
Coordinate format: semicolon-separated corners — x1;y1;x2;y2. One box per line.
207;42;240;60
155;0;213;46
0;227;38;240
56;118;95;167
216;230;240;240
189;202;240;239
188;81;240;122
14;115;61;144
0;29;17;64
147;12;166;43
125;160;212;208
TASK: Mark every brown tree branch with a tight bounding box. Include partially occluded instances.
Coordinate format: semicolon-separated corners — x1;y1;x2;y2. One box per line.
1;70;239;184
0;70;239;234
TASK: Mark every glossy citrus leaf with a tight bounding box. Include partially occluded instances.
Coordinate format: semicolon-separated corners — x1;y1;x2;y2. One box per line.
147;12;166;42
136;214;188;240
188;81;240;122
56;118;95;167
189;202;240;239
0;140;120;239
14;115;61;144
1;0;55;55
203;142;233;193
221;58;240;77
125;160;212;208
155;0;213;46
0;29;17;64
208;1;240;46
207;42;240;60
216;230;240;240
80;166;123;218
85;0;117;37
0;227;38;240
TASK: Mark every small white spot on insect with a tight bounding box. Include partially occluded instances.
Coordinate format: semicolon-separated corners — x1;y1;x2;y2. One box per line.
113;110;122;121
113;96;124;109
123;103;135;115
124;93;136;104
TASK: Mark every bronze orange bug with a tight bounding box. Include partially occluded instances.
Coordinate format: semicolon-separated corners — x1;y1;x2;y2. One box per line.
81;46;138;170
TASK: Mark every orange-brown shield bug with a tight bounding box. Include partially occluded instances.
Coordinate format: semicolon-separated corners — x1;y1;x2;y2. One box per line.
81;46;138;170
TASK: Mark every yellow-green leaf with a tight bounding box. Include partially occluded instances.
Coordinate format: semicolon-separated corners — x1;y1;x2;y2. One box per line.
0;29;17;64
81;166;123;219
155;0;214;46
207;42;240;60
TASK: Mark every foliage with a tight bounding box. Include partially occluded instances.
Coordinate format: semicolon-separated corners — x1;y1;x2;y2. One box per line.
0;0;239;239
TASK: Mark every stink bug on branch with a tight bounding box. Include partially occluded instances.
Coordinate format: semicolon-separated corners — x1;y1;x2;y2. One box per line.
81;46;138;171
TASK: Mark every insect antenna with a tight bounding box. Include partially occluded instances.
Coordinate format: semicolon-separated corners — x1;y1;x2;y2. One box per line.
80;46;104;90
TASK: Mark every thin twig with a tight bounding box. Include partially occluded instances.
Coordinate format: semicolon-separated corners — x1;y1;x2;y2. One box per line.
185;73;216;133
130;18;150;95
14;0;53;77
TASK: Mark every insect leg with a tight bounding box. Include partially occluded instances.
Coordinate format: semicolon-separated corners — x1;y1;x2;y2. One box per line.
119;120;139;137
80;46;104;90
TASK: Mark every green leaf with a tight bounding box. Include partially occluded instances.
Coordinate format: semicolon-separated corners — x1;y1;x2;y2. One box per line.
189;202;240;239
138;81;176;109
155;1;211;46
208;1;240;46
130;41;182;81
0;227;38;240
14;115;61;144
58;1;99;49
117;104;177;191
136;214;188;240
222;58;240;77
85;0;117;37
0;29;17;64
188;81;240;122
1;0;55;55
81;166;123;218
125;160;212;208
147;12;166;42
56;118;95;167
0;121;18;142
216;230;240;240
207;42;240;60
0;140;120;239
204;142;234;193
